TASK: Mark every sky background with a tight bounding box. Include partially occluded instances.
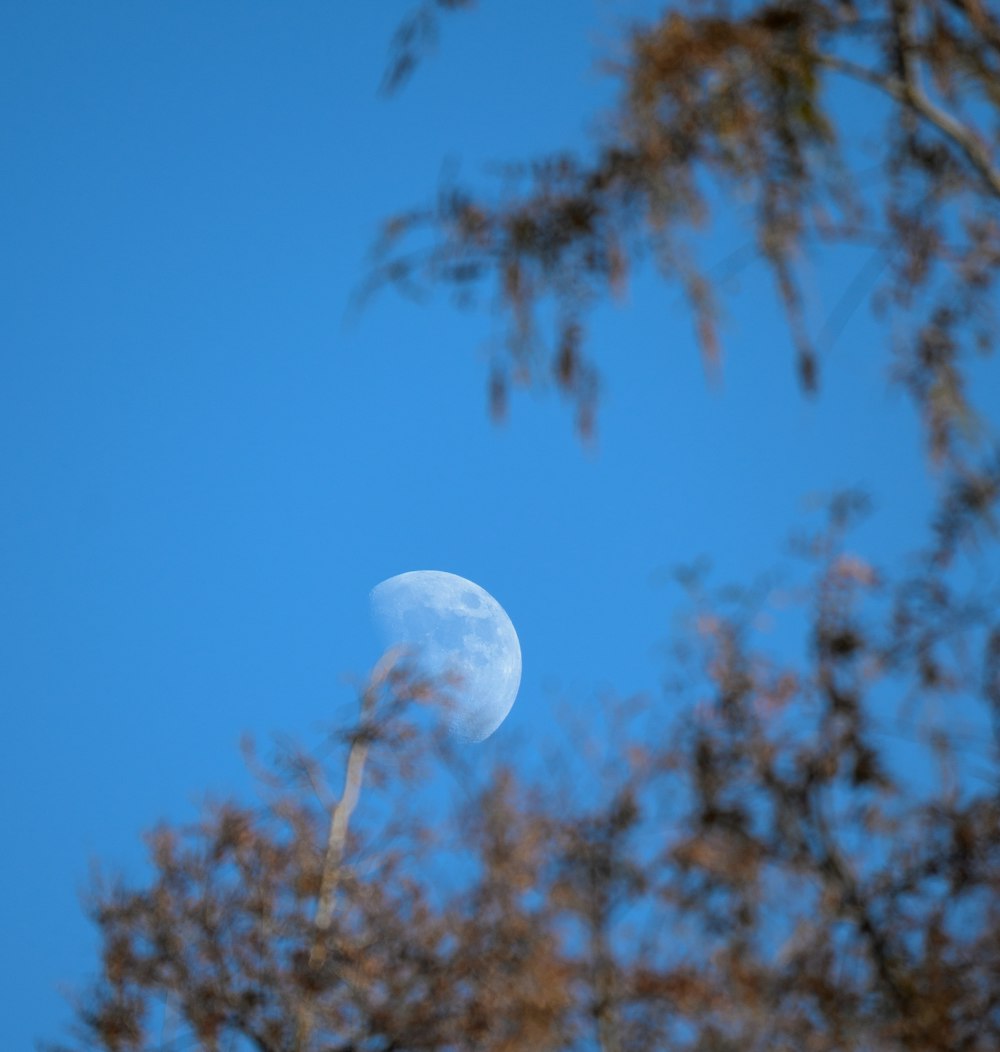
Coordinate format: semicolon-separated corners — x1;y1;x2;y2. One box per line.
1;3;991;1047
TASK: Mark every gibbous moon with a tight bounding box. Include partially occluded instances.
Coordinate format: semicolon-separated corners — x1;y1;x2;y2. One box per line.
369;570;521;743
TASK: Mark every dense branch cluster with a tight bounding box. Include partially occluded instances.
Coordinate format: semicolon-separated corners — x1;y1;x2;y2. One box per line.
51;4;1000;1050
56;499;1000;1052
371;0;1000;469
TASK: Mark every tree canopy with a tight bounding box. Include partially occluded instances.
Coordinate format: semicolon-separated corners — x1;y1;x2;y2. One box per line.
374;0;1000;472
54;3;1000;1051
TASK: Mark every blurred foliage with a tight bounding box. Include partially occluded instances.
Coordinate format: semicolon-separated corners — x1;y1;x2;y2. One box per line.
369;0;1000;475
54;3;1000;1050
53;498;1000;1050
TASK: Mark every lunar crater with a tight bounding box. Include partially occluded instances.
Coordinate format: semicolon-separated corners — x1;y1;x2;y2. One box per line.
370;570;521;743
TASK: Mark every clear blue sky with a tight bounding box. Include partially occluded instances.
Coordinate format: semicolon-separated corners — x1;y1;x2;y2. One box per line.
0;3;971;1046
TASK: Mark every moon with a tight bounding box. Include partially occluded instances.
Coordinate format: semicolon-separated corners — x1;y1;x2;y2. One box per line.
369;570;521;743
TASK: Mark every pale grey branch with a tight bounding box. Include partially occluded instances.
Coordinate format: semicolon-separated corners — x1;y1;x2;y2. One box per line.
816;51;1000;200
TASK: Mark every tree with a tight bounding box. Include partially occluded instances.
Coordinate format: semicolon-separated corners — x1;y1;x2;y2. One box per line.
54;4;1000;1051
372;0;1000;473
53;498;1000;1052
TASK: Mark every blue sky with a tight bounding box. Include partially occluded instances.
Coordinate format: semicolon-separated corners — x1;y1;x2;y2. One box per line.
0;3;980;1046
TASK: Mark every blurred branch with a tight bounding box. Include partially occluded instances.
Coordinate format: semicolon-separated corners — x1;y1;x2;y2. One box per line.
816;50;1000;199
382;0;475;94
809;793;913;1021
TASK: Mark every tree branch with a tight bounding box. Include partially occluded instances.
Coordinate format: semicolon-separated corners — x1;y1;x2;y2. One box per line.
309;669;385;965
815;51;1000;200
809;795;913;1022
942;0;1000;56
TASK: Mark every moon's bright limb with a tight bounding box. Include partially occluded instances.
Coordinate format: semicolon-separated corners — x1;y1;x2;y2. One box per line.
369;570;521;743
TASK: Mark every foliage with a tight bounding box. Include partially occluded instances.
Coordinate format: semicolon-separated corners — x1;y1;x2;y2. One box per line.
370;0;1000;467
54;4;1000;1051
54;498;1000;1052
